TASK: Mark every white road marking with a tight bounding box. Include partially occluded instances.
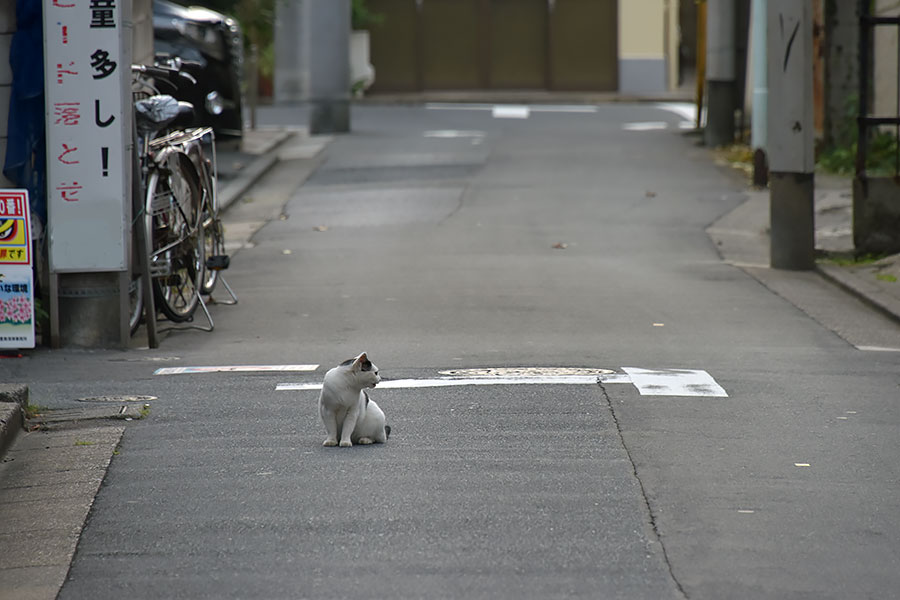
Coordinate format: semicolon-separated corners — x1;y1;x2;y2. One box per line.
492;105;530;119
656;102;699;128
622;121;669;132
276;368;726;397
622;367;729;397
856;345;900;353
277;375;603;392
155;364;319;375
425;103;598;117
424;130;486;138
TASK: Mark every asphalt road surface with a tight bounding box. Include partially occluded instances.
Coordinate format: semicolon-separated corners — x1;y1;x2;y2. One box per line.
10;104;900;599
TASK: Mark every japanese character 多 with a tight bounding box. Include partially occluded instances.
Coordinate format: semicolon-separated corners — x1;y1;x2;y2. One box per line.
90;49;117;79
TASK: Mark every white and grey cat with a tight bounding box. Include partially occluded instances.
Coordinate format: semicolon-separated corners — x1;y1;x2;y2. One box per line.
318;352;390;447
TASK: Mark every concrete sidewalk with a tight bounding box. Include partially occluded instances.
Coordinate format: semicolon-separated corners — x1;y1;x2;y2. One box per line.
707;172;900;327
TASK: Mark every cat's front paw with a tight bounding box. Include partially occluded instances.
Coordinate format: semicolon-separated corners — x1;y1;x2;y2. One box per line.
323;438;338;447
339;440;353;448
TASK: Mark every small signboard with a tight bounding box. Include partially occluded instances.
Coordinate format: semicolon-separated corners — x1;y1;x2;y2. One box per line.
0;190;35;349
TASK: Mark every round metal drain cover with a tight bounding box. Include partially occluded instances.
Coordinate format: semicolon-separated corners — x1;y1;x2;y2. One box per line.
75;395;157;403
438;367;615;377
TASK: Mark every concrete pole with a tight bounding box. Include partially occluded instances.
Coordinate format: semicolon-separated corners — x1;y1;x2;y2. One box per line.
749;0;768;186
767;1;815;270
274;0;351;134
705;0;737;147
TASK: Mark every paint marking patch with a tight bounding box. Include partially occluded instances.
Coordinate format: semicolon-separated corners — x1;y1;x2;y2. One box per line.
622;367;729;397
155;364;318;375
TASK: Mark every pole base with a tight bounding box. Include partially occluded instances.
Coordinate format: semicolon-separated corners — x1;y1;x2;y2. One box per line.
770;171;815;270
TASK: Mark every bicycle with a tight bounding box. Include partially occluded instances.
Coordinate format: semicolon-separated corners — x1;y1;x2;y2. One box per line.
130;61;235;339
132;65;206;331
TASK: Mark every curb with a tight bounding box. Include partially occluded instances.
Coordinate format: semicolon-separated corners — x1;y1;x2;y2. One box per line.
0;383;28;458
817;263;900;327
217;130;295;214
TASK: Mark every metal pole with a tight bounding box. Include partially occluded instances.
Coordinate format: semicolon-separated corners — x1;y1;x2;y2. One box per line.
750;0;768;185
695;0;707;128
306;0;351;134
705;0;737;147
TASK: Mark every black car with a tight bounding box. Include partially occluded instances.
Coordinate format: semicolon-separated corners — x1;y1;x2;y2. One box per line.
153;0;244;141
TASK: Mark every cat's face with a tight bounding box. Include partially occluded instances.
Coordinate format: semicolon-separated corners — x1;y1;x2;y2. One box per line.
339;352;381;388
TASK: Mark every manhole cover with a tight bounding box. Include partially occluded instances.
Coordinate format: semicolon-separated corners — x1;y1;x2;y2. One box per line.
438;367;616;378
75;395;157;403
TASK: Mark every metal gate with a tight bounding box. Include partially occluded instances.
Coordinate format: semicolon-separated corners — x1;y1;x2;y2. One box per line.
854;0;900;254
368;0;617;92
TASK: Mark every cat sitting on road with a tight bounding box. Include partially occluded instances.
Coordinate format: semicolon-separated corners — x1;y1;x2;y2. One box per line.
318;352;390;447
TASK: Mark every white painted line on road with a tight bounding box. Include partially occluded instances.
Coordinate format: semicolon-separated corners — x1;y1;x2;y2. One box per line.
492;105;530;119
155;364;319;375
622;367;729;397
656;102;699;129
856;345;900;353
622;121;669;131
424;103;597;116
277;375;604;392
424;130;486;138
276;368;727;398
528;105;598;113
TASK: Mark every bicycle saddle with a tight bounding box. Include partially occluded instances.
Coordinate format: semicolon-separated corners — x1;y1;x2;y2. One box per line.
135;95;195;135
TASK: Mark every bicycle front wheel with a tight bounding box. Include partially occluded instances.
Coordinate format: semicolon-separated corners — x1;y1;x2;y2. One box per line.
145;151;205;322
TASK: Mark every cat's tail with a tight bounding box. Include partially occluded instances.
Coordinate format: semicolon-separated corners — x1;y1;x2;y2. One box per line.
384;425;391;439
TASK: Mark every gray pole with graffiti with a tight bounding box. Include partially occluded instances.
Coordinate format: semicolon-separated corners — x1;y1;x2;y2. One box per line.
767;0;815;270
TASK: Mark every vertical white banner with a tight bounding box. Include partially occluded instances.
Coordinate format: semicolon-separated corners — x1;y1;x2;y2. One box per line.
44;0;132;272
0;190;35;348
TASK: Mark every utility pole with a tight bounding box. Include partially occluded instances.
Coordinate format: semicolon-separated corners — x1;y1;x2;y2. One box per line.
768;1;815;270
705;0;737;147
274;0;350;134
749;0;768;186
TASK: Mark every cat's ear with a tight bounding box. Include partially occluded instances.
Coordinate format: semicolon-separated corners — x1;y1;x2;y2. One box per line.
352;352;368;372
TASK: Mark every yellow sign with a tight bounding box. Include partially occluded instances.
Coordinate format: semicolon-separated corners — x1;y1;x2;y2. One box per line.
0;190;30;265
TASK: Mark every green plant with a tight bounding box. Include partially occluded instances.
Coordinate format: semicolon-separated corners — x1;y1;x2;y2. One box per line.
24;404;48;419
818;94;900;176
822;251;886;267
352;0;384;30
74;440;96;447
876;273;898;283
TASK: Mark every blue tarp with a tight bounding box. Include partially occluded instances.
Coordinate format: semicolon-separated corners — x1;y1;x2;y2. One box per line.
4;0;46;225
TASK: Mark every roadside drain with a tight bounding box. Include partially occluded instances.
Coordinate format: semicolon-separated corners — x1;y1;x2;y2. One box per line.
75;395;157;403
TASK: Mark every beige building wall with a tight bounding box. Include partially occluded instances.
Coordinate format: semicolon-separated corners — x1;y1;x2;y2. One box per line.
0;3;15;188
619;0;669;94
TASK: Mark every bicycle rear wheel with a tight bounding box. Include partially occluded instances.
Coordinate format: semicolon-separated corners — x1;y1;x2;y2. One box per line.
145;151;205;322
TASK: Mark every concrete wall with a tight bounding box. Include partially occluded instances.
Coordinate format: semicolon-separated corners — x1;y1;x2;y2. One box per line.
619;0;668;95
0;3;15;188
133;0;154;66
